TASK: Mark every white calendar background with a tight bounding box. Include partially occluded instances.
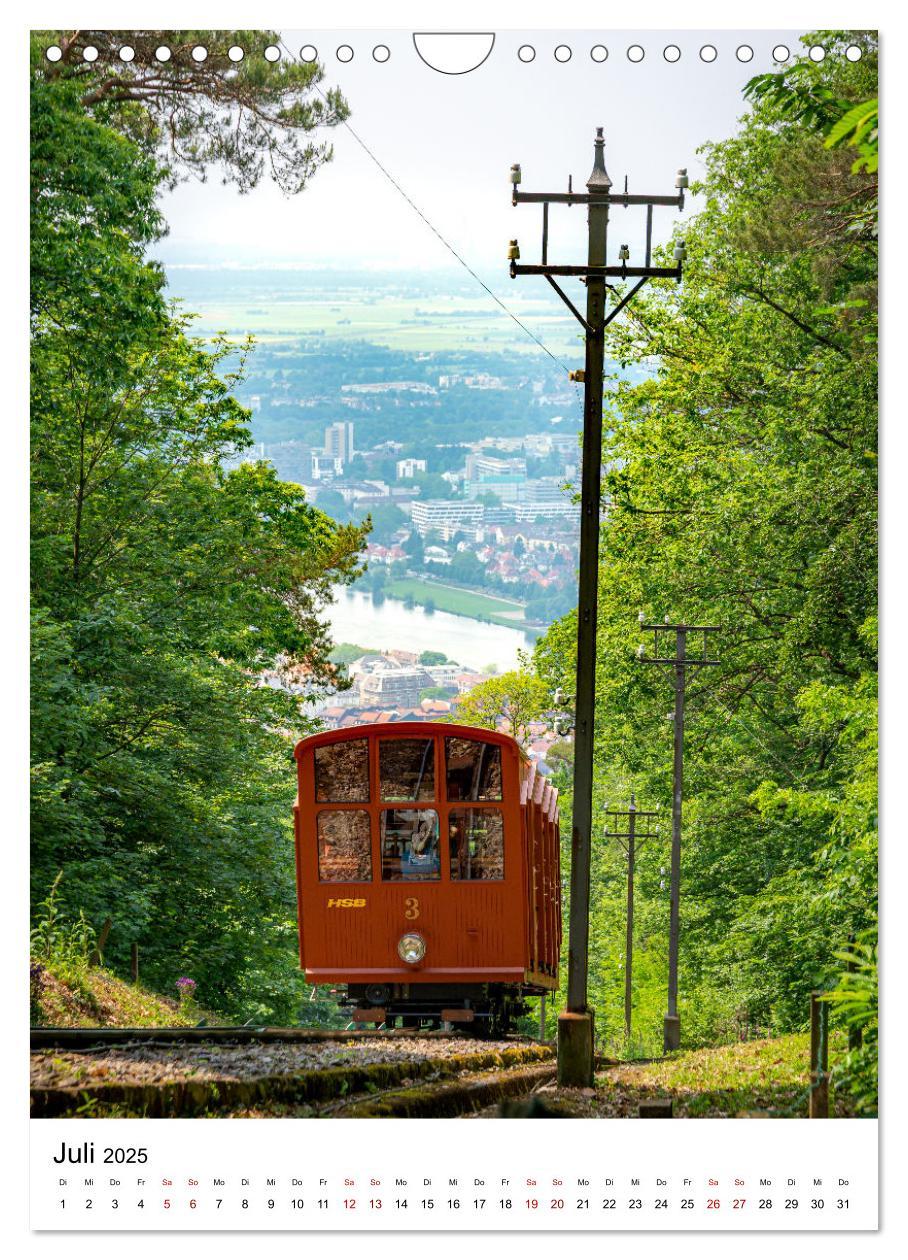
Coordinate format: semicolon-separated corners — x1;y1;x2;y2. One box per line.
30;1118;877;1231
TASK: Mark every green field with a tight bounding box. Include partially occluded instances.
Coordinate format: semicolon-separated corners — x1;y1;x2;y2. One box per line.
383;576;527;626
184;292;582;356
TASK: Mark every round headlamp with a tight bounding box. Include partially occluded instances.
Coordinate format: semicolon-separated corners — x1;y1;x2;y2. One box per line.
398;932;426;965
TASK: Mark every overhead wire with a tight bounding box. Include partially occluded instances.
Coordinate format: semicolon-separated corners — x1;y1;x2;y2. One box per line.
281;44;581;396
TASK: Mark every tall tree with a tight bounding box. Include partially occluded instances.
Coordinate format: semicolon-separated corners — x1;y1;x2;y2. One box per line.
534;32;877;1057
31;35;366;1018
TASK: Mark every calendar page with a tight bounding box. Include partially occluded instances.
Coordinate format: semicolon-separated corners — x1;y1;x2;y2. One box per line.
27;5;881;1241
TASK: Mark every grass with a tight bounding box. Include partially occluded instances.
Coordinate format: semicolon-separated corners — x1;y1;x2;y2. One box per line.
541;1033;864;1119
384;576;527;626
31;962;213;1028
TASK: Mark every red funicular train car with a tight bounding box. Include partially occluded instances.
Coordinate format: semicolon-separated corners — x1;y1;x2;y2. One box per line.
293;722;561;1035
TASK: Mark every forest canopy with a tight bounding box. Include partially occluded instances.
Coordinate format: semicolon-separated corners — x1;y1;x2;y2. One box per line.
30;32;365;1018
532;31;877;1093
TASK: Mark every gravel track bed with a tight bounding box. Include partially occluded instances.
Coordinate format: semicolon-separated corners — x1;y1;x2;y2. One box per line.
31;1036;520;1091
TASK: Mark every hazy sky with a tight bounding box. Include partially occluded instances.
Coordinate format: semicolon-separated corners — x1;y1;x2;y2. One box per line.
158;27;807;277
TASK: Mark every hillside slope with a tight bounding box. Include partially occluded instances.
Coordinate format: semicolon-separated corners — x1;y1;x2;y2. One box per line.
31;964;213;1029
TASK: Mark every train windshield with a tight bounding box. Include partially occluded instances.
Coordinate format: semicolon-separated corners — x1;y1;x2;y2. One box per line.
380;809;441;881
445;738;503;801
379;738;435;801
449;808;505;881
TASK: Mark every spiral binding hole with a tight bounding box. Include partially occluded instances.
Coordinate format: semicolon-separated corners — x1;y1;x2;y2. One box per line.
39;39;863;72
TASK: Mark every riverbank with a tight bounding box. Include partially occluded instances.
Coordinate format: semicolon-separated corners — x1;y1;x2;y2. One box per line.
327;587;533;673
380;575;532;628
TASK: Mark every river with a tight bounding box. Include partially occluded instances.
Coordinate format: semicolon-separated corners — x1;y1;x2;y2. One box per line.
327;587;534;672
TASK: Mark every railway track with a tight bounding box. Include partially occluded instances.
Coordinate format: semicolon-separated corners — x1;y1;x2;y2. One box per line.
30;1025;508;1051
30;1028;556;1119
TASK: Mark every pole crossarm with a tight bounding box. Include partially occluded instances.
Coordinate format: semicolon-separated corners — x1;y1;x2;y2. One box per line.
513;191;684;209
512;263;680;280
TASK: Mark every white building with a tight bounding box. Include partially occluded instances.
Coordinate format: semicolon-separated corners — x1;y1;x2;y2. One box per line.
359;662;433;708
396;458;427;479
311;452;342;481
324;421;354;464
410;500;485;537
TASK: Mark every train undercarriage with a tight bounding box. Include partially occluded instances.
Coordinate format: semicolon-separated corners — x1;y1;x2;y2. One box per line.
343;982;549;1038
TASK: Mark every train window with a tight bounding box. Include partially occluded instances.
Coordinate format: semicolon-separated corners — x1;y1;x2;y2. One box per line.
445;738;503;802
314;739;370;803
379;738;435;801
317;810;372;882
449;808;505;881
380;809;440;881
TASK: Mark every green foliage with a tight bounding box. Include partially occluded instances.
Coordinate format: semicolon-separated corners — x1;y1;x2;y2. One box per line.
30;875;95;977
33;31;348;193
419;650;449;666
534;34;877;1095
744;32;878;179
31;36;366;1020
454;669;550;743
824;934;877;1115
825;98;878;173
329;642;377;666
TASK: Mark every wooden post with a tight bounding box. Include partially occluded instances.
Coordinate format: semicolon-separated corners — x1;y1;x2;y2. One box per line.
130;942;139;983
847;936;863;1051
809;991;829;1118
88;917;112;966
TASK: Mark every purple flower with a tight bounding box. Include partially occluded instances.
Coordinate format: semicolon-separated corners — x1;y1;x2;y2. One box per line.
176;976;197;993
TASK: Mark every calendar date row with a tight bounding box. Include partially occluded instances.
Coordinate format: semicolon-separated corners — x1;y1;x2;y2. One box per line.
57;1195;853;1213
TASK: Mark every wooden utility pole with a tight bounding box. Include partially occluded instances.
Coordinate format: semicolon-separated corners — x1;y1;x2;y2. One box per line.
509;130;688;1086
637;621;719;1051
604;796;660;1041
